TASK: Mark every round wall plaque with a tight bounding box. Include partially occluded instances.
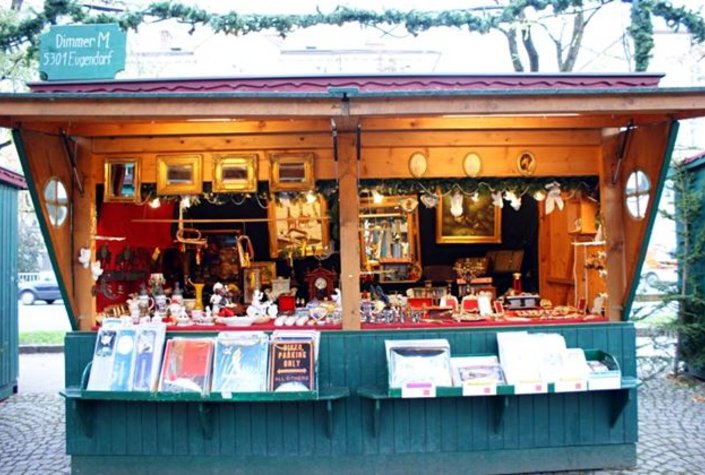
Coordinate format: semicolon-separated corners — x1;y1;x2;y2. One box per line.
463;152;482;177
516;151;537;176
408;152;428;178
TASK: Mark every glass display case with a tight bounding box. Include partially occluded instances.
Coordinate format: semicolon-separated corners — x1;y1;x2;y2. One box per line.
359;195;421;283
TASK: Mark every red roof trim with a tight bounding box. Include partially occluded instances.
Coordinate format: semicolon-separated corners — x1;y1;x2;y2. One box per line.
0;166;27;189
28;73;663;94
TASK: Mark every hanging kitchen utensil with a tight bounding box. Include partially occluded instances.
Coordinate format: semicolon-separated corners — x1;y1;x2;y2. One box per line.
237;234;254;268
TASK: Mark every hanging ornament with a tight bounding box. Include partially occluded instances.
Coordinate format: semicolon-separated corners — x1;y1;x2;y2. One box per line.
450;191;464;219
504;190;522;211
471;192;480;203
279;193;292;207
420;192;439;209
491;191;504;209
400;196;418;212
545;182;564;215
372;188;384;204
305;190;318;204
532;189;546;202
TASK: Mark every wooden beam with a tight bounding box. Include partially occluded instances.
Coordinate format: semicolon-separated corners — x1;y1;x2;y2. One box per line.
1;89;705;122
361;130;602;147
361;146;599;177
337;132;361;330
599;132;626;321
91;134;334;154
362;115;670;131
72;138;97;330
67;119;333;137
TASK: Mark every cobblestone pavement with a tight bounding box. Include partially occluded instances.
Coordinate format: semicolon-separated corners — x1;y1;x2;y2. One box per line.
0;393;70;474
1;359;704;475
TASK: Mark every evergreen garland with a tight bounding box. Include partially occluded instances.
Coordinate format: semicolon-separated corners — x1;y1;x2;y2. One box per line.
2;1;705;72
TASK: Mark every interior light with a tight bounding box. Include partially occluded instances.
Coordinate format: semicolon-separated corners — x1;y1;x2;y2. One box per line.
148;197;161;209
372;189;384;204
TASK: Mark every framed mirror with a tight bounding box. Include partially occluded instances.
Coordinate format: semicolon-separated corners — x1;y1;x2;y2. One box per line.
156;154;203;195
269;153;314;192
43;177;68;227
212;153;258;193
104;157;140;203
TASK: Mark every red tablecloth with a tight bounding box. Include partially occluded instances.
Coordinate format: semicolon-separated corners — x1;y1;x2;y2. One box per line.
360;316;608;330
94;316;607;332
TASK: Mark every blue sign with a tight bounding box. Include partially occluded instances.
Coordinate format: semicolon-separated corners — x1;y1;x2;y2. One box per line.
39;24;126;81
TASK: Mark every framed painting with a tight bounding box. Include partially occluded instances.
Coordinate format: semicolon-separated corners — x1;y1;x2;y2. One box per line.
243;261;276;303
435;191;502;244
156;154;203;195
268;194;329;258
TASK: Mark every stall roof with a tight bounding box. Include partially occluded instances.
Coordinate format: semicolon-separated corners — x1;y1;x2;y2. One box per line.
1;73;705;129
0;166;26;190
27;73;663;94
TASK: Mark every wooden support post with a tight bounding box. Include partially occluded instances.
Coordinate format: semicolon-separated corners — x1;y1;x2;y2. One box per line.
337;133;361;330
600;130;626;321
73;139;97;330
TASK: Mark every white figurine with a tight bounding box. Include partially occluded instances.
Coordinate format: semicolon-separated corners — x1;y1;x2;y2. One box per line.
90;261;103;282
78;248;91;269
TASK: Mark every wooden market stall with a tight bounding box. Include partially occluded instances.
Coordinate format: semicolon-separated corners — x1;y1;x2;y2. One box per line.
2;73;704;473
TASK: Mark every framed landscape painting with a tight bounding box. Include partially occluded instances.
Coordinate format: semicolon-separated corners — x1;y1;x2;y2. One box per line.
435;192;502;244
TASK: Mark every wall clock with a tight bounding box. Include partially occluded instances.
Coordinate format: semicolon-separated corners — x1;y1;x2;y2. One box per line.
305;267;337;301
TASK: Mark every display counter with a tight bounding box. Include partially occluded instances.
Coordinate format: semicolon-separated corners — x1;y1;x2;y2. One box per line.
63;322;637;474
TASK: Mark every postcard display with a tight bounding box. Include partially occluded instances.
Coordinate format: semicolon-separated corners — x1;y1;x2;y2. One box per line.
85;326;320;395
385;332;622;397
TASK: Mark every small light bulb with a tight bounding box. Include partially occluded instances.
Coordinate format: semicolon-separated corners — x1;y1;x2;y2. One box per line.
148;197;161;209
533;190;546;201
372;189;384;204
471;192;480;203
181;196;191;209
306;190;317;204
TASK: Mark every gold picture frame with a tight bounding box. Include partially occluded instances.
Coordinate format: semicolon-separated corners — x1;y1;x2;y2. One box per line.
516;150;537;176
436;191;502;244
268;194;329;258
269;153;314;192
103;157;140;203
243;261;276;303
212;153;258;193
156;154;203;195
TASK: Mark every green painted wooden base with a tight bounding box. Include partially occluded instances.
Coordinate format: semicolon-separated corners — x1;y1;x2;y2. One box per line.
72;444;636;475
0;382;16;401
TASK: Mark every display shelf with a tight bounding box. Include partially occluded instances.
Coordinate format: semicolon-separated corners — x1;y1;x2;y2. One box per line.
61;386;349;439
357;376;638;437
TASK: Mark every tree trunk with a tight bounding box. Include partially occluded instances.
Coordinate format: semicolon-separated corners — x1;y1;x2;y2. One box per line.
501;27;524;72
521;25;540;72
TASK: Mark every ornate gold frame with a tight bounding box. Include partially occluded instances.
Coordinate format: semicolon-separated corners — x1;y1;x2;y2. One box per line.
103;157;141;203
269;153;314;192
435;191;502;244
212;153;258;193
268;194;329;258
156;154;203;195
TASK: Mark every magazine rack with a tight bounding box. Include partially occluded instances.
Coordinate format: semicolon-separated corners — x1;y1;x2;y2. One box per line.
358;349;639;438
60;361;350;439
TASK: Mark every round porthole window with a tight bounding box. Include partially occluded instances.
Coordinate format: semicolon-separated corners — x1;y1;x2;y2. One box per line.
43;178;68;227
625;170;650;220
